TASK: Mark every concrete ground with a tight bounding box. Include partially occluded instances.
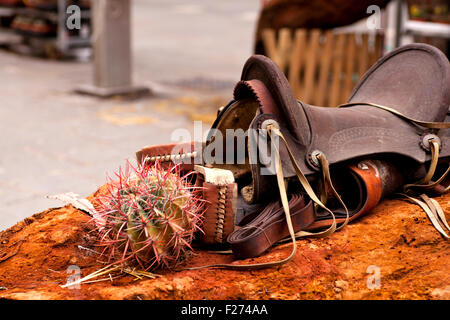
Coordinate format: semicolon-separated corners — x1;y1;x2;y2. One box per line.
0;0;260;230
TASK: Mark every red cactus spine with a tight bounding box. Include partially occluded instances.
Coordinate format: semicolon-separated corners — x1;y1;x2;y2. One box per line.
93;161;205;270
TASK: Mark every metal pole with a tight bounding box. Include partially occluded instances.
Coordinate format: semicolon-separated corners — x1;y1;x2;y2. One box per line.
77;0;150;97
394;0;403;48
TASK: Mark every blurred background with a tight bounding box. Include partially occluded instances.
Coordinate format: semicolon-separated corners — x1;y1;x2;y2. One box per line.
0;0;448;230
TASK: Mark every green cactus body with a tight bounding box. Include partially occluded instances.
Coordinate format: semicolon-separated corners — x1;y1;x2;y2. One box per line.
96;162;204;270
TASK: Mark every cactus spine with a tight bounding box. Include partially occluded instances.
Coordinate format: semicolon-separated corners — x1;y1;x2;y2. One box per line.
94;161;204;270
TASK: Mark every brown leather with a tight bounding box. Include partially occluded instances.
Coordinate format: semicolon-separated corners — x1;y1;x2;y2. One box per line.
136;143;237;246
199;181;237;245
234;80;281;119
209;43;449;205
136;141;203;172
307;160;385;230
137;43;449;261
202;44;449;254
227;194;315;259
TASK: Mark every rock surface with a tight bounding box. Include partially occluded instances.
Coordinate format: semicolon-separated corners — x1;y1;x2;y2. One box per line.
0;191;449;300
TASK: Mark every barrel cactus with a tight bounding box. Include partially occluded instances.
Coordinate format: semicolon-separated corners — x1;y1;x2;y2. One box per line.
94;161;204;270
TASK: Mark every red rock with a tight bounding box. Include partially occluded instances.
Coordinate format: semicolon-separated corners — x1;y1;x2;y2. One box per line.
0;190;448;300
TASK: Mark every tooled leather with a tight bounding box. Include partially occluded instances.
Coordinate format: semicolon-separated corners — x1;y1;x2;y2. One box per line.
303;104;428;166
200;182;237;245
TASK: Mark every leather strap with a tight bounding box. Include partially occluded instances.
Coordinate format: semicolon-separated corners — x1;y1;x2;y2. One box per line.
306;161;383;230
266;125;349;238
338;102;450;129
403;139;449;191
182;164;304;270
181;125;332;270
396;138;450;239
227;194;315;259
400;193;450;239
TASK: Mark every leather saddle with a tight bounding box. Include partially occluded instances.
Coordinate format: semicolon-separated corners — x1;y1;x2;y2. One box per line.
137;43;450;269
